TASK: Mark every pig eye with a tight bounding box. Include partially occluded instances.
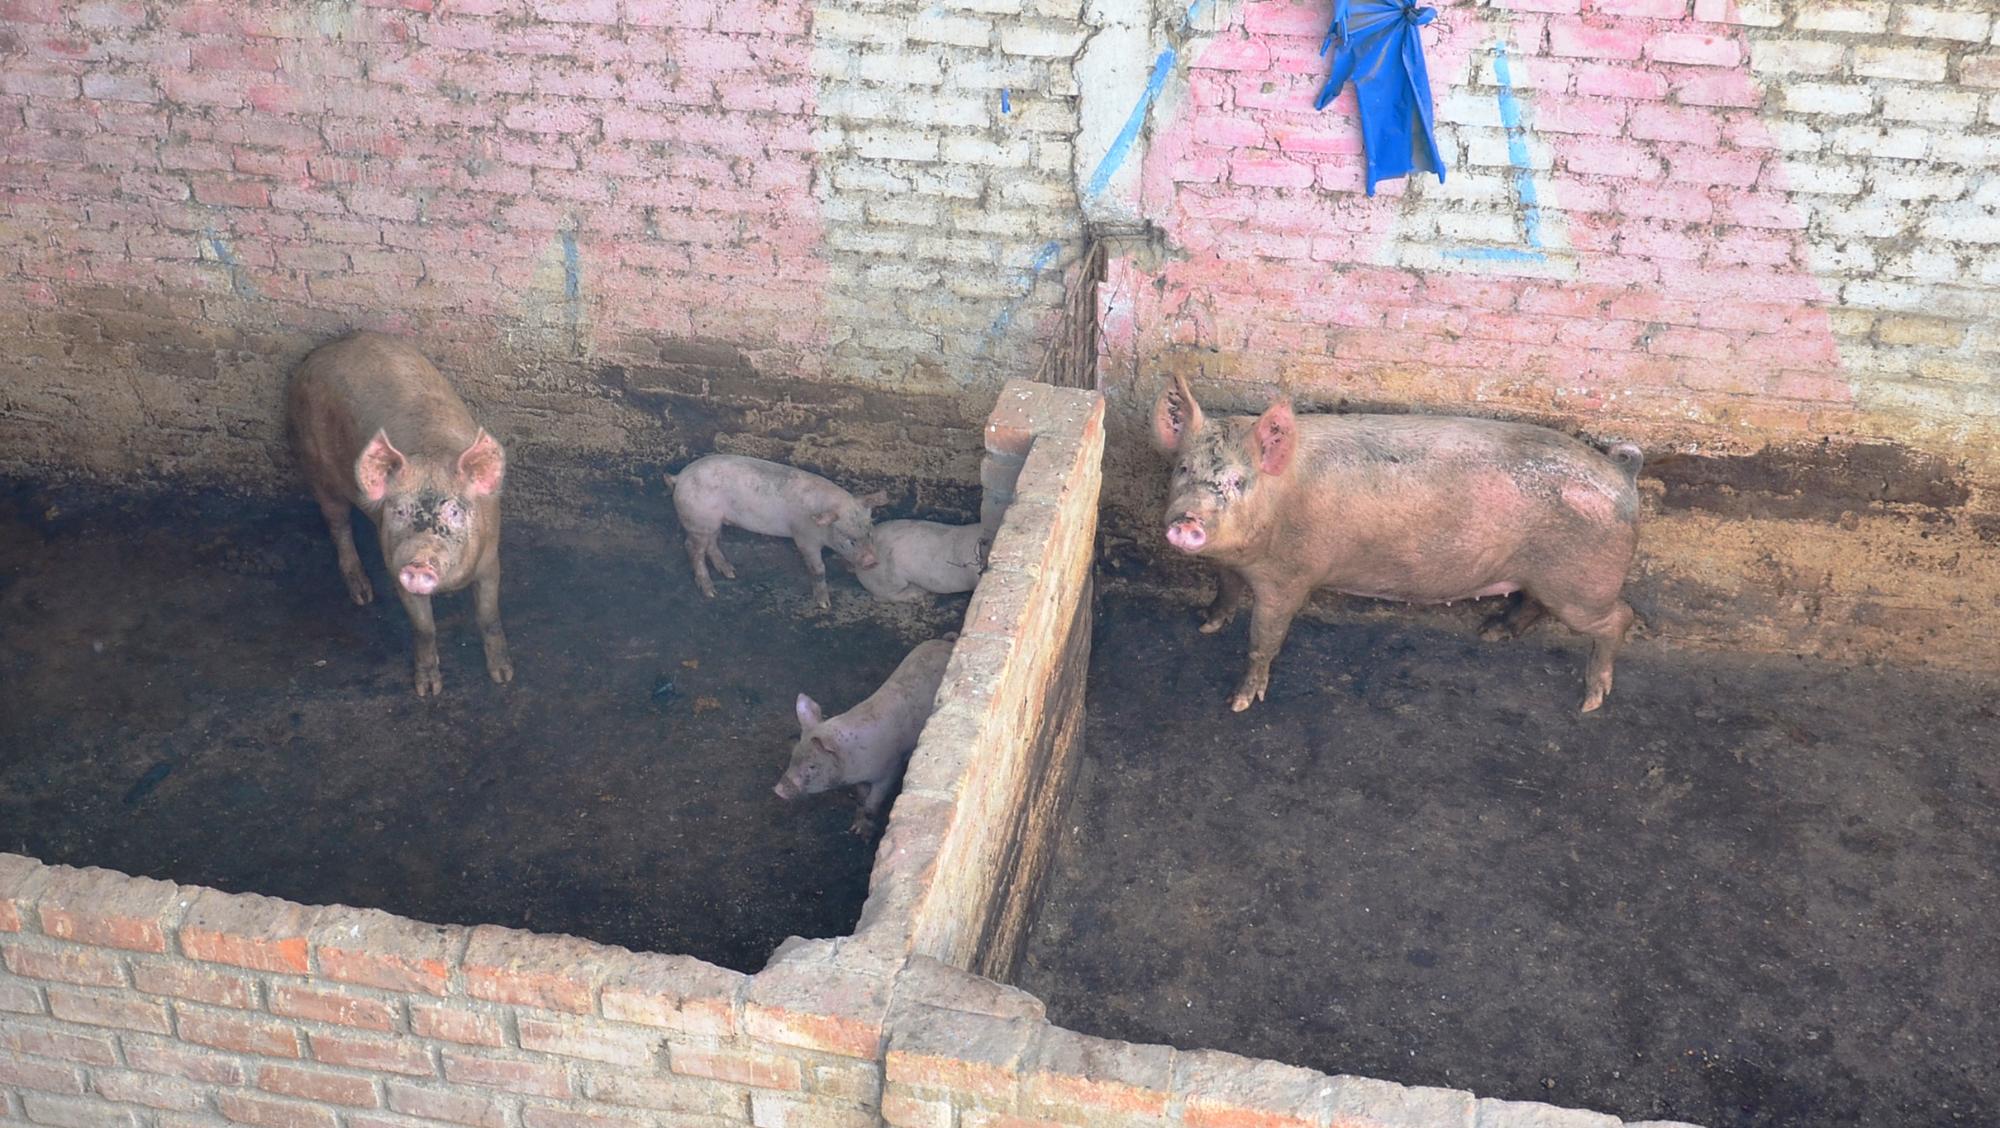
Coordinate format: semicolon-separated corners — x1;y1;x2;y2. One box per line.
440;499;465;525
1219;472;1244;497
391;502;414;521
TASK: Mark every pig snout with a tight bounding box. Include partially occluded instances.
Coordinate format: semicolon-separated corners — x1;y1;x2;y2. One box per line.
773;776;802;801
854;546;879;569
1166;516;1208;553
398;561;441;595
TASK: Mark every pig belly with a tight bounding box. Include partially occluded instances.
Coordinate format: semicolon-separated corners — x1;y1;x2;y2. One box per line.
1331;581;1519;604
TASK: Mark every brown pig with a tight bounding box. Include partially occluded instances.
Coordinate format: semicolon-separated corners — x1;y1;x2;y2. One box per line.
288;332;512;697
1152;372;1642;713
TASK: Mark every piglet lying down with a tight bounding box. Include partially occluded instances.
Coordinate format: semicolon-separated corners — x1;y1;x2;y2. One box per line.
775;636;956;835
1152;371;1643;714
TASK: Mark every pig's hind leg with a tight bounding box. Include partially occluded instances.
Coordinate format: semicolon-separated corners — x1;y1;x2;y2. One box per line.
1478;592;1547;641
792;536;833;610
314;490;373;605
1540;593;1634;713
705;539;737;580
683;529;719;597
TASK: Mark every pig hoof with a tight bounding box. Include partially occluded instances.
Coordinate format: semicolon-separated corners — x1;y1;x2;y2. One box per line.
1478;618;1511;642
1198;615;1232;635
414;667;443;697
488;660;514;685
345;575;374;605
848;816;877;837
1579;692;1605;713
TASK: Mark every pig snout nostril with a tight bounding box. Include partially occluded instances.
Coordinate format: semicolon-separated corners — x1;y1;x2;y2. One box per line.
398;564;440;595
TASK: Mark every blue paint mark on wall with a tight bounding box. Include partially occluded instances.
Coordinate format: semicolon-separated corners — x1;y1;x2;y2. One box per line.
1084;48;1176;199
1001;88;1011;113
560;229;583;352
1491;44;1546;251
981;239;1064;353
204;229;255;297
1440;42;1549;265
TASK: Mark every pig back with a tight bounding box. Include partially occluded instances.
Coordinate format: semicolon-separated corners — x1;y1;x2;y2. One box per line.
289;333;481;504
1272;414;1639;598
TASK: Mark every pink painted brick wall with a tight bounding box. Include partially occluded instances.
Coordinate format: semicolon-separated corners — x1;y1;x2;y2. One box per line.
1107;0;2000;455
0;0;827;369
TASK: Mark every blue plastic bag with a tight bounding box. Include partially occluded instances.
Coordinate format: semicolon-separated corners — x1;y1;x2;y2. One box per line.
1315;0;1446;196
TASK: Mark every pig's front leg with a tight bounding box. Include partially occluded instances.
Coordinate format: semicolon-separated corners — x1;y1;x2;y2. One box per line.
474;554;513;685
1200;568;1249;634
850;780;892;836
397;587;443;697
315;494;373;605
1232;582;1307;713
792;534;832;610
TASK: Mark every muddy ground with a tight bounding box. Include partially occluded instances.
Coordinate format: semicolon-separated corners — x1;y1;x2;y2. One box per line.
0;479;965;974
1020;592;1998;1128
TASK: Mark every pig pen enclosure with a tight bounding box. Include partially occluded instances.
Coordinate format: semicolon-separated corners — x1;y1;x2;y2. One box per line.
7;0;2000;1123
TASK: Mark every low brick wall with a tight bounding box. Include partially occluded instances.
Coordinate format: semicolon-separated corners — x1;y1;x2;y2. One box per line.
0;381;1701;1128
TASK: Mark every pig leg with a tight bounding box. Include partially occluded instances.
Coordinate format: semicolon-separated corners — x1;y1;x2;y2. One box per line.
850;780;892;836
1199;568;1250;634
1543;596;1635;713
395;587;443;697
1478;592;1547;642
314;491;373;605
705;539;737;580
1231;582;1309;713
683;531;718;598
474;554;513;685
792;536;832;610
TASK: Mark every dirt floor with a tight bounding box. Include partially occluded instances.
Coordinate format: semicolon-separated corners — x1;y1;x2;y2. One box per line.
0;479;965;974
1019;591;1999;1128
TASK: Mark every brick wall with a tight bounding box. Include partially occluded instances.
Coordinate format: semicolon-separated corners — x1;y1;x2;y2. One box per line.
1098;0;2000;470
1087;0;2000;668
0;0;1084;481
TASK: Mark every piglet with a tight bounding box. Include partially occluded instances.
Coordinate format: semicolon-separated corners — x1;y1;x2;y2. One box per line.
854;520;988;602
775;635;956;835
664;454;887;610
1153;370;1642;713
288;331;511;696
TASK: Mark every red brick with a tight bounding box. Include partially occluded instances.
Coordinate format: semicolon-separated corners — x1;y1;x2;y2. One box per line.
0;974;42;1013
191;42;280;71
19;1093;137;1128
1666;148;1763;187
1189;36;1273;71
36;869;182;953
123;1039;247;1085
180;890;314;975
1674;69;1763;108
91;1069;208;1112
192;178;273;209
384;1082;508;1128
410;1005;506;1047
461;926;601;1015
47;988;169;1034
1574;63;1667;100
257;1063;380;1107
1;1025;119;1067
1548;20;1647;59
268;985;396;1031
520;1108;645;1128
1563;139;1660;179
177;1010;303;1058
667;1048;803;1091
1617;184;1714;222
1533;94;1629;136
130;962;257;1008
1646;30;1741;67
441;1053;572;1098
1627;103;1723;145
0;1049;85;1094
309;1032;434;1077
2;945;125;988
1590;0;1687;15
218;1093;338;1128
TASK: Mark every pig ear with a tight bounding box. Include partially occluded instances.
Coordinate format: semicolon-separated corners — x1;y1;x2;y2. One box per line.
795;693;823;733
856;490;888;510
1152;370;1204;453
354;429;407;503
456;429;506;497
1251;399;1297;476
814;510;837;527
